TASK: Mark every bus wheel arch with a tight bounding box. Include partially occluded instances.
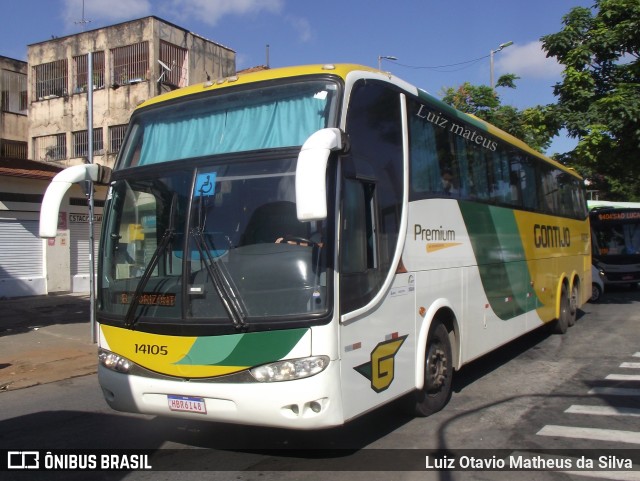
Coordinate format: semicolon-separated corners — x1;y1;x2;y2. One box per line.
411;306;458;417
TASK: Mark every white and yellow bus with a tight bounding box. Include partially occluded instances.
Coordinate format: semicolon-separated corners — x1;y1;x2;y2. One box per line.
40;64;591;429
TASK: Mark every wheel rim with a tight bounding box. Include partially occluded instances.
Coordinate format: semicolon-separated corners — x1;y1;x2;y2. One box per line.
570;285;578;315
425;342;448;394
561;290;570;318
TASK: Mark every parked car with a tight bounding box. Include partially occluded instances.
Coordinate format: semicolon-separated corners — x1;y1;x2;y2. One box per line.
590;264;605;302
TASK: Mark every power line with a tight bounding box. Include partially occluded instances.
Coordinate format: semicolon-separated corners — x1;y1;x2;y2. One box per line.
388;54;490;72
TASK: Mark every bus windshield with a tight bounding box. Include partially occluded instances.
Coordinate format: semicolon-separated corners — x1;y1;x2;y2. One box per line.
99;157;331;328
591;209;640;257
119;80;340;168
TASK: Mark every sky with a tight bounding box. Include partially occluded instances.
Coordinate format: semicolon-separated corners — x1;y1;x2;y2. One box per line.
1;0;595;155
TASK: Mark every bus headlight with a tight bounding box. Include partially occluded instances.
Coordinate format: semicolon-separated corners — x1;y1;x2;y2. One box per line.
98;348;132;373
250;356;329;382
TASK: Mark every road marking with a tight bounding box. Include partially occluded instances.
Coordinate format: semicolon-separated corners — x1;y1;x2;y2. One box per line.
606;374;640;381
621;362;640;369
537;425;640;444
633;352;640;358
588;386;640;396
566;405;640;417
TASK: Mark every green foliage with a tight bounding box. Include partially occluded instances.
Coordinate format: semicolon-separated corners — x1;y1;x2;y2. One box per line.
541;0;640;201
440;82;556;153
495;73;520;89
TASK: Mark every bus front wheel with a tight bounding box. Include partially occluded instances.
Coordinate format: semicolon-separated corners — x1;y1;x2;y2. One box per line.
413;321;453;417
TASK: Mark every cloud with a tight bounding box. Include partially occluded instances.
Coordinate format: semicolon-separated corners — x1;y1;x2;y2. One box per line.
495;40;563;79
61;0;311;44
171;1;313;42
169;0;285;26
285;15;312;43
62;0;152;29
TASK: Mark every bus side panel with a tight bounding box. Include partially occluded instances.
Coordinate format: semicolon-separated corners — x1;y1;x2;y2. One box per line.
512;210;591;320
405;200;554;366
339;273;416;422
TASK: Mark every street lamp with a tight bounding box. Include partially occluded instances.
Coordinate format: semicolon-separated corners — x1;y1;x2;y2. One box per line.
378;55;397;70
490;41;513;90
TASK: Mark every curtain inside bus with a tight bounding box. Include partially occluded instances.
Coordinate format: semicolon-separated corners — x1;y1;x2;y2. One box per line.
137;95;328;165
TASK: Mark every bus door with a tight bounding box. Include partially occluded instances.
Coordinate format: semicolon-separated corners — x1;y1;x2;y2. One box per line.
338;177;415;420
337;80;415;420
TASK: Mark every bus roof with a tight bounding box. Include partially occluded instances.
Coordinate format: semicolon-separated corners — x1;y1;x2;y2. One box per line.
138;64;378;109
588;200;640;211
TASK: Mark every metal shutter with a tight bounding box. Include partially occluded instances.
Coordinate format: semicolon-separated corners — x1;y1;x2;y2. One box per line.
0;219;43;279
70;219;101;276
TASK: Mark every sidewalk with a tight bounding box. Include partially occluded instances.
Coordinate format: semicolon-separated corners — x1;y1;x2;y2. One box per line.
0;293;97;391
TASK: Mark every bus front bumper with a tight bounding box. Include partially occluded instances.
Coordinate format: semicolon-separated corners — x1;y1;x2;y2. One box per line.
97;360;344;430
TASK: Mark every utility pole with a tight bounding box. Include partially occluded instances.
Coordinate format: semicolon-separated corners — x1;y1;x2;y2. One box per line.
490;41;513;91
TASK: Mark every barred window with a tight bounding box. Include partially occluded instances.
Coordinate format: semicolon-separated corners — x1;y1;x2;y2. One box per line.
111;42;149;86
34;134;67;161
0;139;28;159
73;51;105;93
109;124;127;153
34;59;68;100
73;128;104;158
159;41;188;88
1;69;28;114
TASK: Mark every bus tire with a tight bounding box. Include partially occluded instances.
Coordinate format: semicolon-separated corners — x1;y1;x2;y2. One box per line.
553;284;571;334
413;321;453;417
590;282;603;303
568;283;578;326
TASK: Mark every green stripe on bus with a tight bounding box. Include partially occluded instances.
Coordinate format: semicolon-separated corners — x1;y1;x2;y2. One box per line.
174;328;308;367
459;202;540;320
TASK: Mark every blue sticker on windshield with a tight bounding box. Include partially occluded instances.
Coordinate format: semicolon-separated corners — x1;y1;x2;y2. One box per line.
195;172;217;197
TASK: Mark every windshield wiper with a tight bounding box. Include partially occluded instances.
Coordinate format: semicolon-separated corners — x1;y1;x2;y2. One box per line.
191;228;248;331
124;193;177;330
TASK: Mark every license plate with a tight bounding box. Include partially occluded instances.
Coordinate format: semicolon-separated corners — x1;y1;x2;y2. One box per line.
168;395;207;414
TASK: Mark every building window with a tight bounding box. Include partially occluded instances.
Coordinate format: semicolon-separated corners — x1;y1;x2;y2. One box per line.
1;69;28;114
111;42;149;86
34;133;67;161
159;41;188;88
73;128;104;158
34;59;68;100
73;51;105;93
109;124;127;153
0;139;28;159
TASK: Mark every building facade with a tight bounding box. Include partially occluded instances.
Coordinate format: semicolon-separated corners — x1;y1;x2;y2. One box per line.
0;16;236;298
28;16;235;169
0;56;28;159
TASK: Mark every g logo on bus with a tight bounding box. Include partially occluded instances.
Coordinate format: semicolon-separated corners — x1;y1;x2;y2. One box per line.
354;335;408;393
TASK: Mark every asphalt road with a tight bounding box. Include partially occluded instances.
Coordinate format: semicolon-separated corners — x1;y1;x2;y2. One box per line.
1;285;639;481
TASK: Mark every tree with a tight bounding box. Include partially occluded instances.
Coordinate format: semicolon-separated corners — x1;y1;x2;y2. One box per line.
440;76;557;153
541;0;640;201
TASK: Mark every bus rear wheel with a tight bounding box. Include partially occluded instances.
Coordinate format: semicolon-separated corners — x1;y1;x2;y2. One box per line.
553;284;571;334
568;283;578;326
413;321;453;417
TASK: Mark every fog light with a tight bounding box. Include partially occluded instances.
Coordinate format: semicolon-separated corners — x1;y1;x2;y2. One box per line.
250;356;329;382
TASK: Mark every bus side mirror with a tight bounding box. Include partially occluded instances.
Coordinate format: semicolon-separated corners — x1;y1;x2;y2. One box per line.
295;128;343;221
39;164;112;238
